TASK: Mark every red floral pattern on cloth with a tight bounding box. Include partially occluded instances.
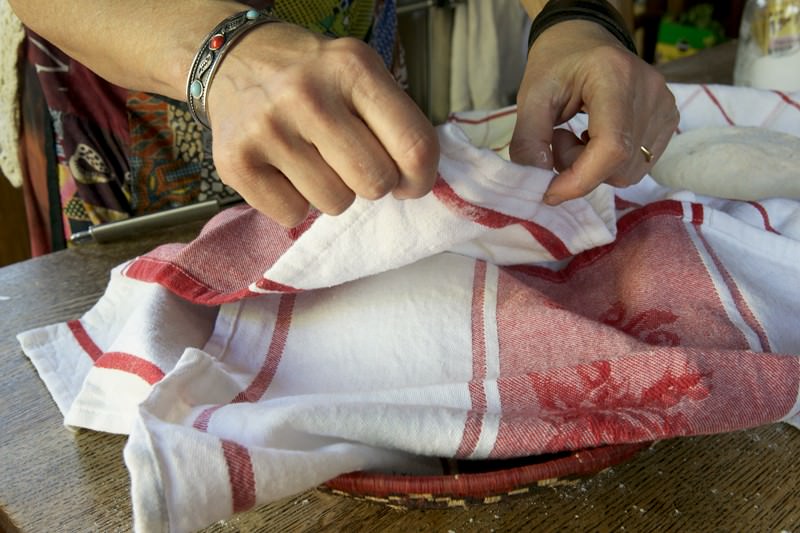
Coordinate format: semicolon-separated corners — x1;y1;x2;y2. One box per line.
599;302;680;346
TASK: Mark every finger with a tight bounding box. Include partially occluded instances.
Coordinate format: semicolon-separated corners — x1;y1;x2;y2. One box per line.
509;82;560;170
212;134;313;226
305;111;400;201
342;42;439;199
273;140;357;217
618;119;674;185
551;128;585;172
224;162;310;228
544;82;635;204
601;93;677;188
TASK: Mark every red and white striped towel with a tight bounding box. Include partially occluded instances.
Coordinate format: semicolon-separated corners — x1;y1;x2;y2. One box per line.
19;84;800;533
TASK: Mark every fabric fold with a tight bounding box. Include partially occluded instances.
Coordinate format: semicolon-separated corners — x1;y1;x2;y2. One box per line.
17;84;800;532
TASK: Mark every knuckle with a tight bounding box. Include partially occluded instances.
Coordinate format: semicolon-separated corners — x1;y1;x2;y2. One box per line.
358;174;396;200
400;127;439;178
334;45;387;97
592;44;636;75
329;39;378;82
275;206;311;228
648;69;668;89
606;174;634;188
213;150;252;187
285;210;311;228
332;37;377;68
602;133;635;166
281;75;322;110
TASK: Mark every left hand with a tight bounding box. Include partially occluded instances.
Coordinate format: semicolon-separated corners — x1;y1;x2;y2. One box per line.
509;19;680;205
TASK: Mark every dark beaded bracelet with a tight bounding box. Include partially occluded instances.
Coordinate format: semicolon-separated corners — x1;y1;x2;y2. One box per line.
528;0;637;55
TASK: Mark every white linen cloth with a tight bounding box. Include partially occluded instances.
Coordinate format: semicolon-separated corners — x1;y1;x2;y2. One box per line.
18;84;800;533
449;0;530;112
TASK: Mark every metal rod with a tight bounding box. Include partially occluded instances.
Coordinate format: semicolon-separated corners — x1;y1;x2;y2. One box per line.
69;196;243;244
396;0;463;15
396;0;436;14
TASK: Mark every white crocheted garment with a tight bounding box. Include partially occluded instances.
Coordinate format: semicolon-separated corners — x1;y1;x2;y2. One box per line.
0;0;25;188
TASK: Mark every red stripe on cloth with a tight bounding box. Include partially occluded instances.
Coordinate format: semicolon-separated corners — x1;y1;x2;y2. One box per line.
702;85;734;125
695;229;772;352
691;203;704;225
509;200;686;283
191;294;296;431
221;439;257;513
433;176;572;260
193;405;224;432
124;257;264;305
67;319;103;361
456;261;488;458
774;90;800;112
67;320;165;384
233;294;296;403
614;195;642;211
673;86;702;135
253;278;301;293
94;352;165;385
491;141;511;152
447;107;517;124
191;296;295;515
621;200;685;229
747;202;781;234
679;86;703;110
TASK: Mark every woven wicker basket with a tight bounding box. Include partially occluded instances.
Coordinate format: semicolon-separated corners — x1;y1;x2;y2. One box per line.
324;442;650;509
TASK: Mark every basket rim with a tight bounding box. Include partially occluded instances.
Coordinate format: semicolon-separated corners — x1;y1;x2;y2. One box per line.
324;442;650;499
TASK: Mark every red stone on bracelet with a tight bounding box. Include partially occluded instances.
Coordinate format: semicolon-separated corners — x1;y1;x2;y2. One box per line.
209;34;225;50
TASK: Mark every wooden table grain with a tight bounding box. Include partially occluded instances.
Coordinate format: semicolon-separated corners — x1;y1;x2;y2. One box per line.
3;42;799;533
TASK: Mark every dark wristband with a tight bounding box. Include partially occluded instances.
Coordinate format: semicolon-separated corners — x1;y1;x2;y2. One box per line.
528;0;637;55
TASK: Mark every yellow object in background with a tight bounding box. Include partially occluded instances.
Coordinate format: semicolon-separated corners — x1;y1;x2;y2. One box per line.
749;0;800;54
735;0;800;90
654;3;726;64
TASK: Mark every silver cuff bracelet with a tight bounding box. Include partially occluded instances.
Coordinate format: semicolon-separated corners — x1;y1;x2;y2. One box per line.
186;9;281;130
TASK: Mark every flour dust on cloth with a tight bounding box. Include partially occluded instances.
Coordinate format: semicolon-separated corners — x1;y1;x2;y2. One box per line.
19;84;800;532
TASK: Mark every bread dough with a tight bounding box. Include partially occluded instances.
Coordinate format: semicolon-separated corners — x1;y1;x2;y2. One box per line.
650;126;800;200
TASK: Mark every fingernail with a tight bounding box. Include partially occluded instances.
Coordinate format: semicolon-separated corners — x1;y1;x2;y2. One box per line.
536;150;550;166
543;193;562;206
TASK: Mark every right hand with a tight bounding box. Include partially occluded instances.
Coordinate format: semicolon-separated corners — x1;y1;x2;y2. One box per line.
207;22;440;227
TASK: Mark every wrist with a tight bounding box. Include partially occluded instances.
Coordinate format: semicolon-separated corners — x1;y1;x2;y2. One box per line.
155;1;250;100
528;0;636;55
185;8;283;129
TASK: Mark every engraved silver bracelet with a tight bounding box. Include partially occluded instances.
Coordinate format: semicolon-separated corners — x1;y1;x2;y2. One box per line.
186;9;281;130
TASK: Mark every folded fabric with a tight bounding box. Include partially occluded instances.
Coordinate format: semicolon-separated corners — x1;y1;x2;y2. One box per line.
18;84;800;533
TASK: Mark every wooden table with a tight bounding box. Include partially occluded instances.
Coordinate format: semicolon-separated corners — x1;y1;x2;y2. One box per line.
3;43;799;532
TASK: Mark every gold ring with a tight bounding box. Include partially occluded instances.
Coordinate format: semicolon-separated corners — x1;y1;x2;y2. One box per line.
640;145;654;163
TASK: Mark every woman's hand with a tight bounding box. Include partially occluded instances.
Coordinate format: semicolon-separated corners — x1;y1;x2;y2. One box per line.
207;23;440;227
509;19;679;205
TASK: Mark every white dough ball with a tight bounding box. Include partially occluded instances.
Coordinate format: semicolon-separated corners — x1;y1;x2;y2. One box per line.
650;126;800;201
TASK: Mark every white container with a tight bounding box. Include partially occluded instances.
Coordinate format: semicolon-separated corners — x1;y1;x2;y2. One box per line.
734;0;800;91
